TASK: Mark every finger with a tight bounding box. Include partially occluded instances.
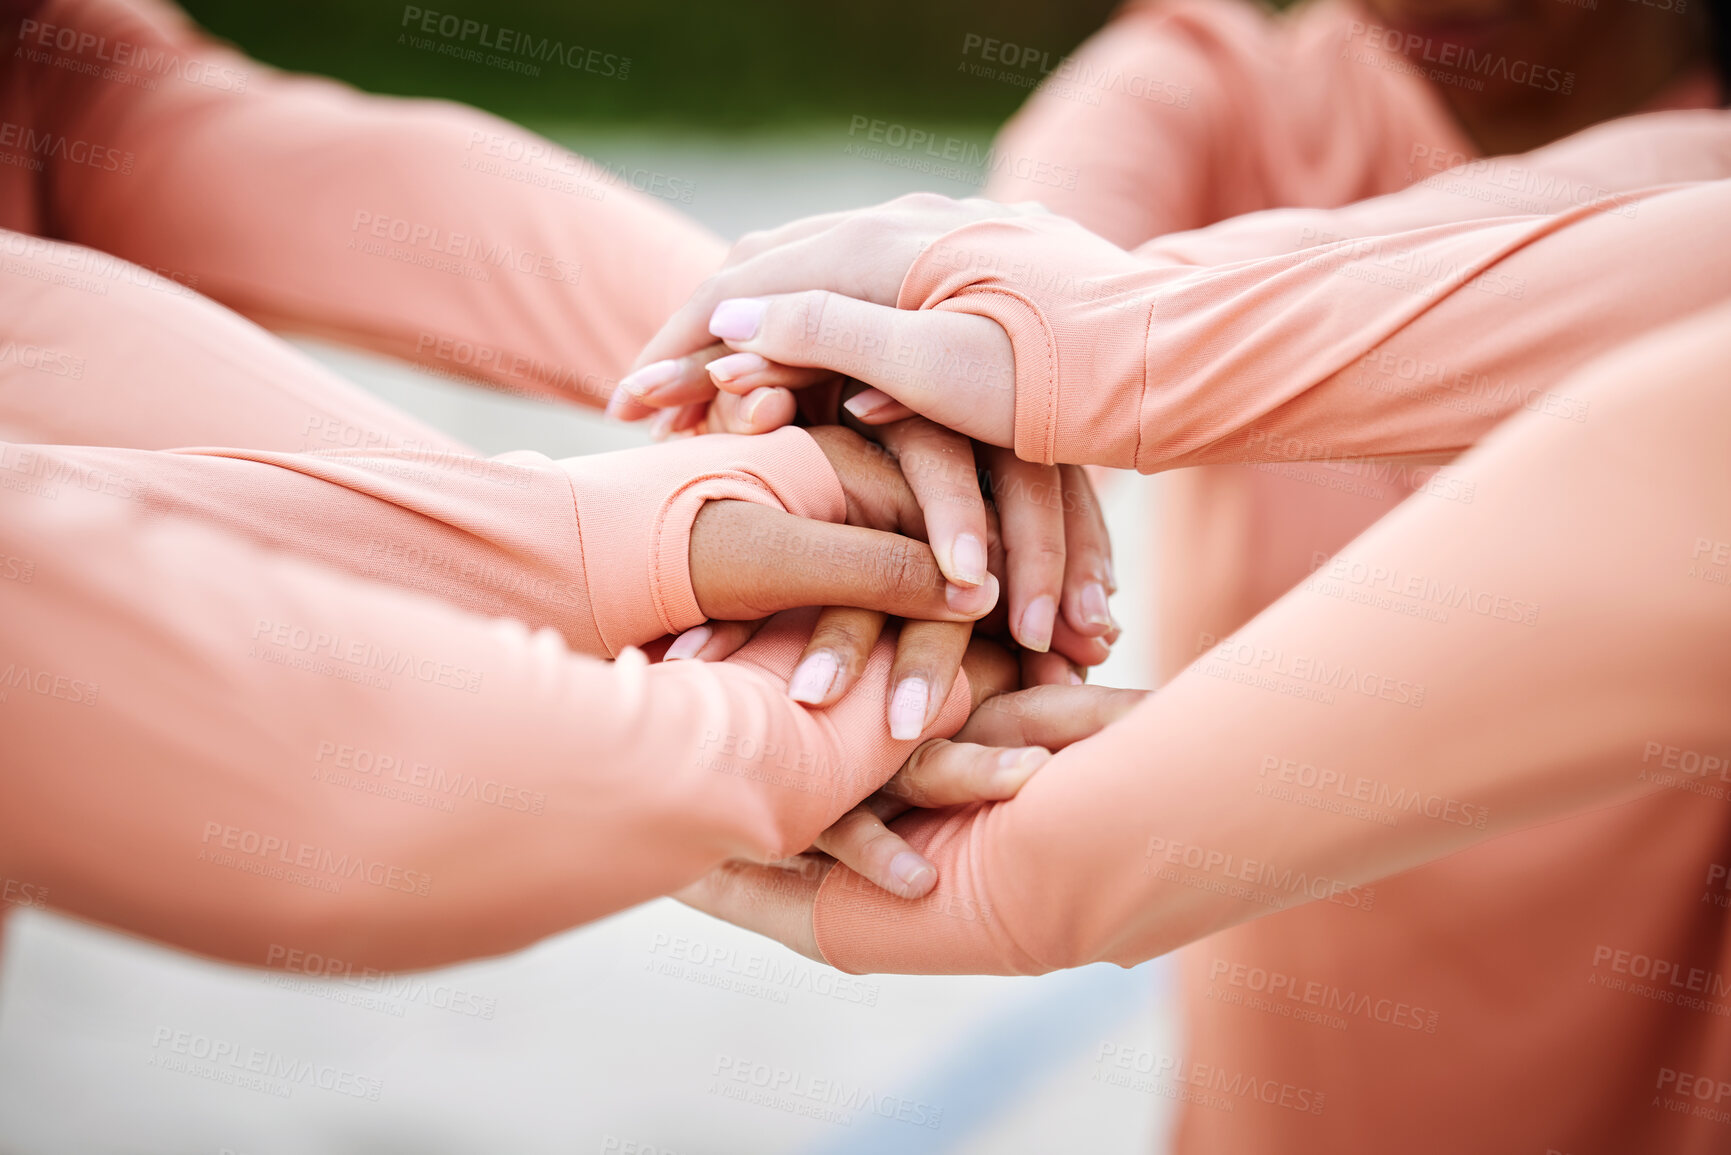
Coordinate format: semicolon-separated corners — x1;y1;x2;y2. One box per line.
880;738;1051;807
788;607;885;707
953;684;1149;750
887;619;974;740
842;387;918;425
872;419;991;590
608;342;730;421
1051;616;1112;668
705;352;834;396
1022;649;1083;687
674;858;825;961
984;447;1066;654
722;212;855;267
1058;464;1116;639
699;386;798;435
959;635;1021;707
812;804;937;899
649;402;708;440
707;292;1016;445
665;619;762;662
689;502;998;622
803;425;928;536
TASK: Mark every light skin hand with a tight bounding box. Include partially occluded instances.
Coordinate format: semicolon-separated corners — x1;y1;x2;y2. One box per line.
676;681;1149;957
682;426;997;733
613;194;1118;655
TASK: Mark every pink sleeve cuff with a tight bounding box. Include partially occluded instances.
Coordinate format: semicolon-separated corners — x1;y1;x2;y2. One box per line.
558;428;846;655
811;804;1045;976
899;217;1161;470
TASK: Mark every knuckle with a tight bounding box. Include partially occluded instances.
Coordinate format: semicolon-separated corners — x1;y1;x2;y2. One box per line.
811;615;877;657
870;538;934;605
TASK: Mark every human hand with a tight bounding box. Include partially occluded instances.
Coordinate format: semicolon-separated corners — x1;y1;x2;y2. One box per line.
617;195;1118;660
676;681;1148;952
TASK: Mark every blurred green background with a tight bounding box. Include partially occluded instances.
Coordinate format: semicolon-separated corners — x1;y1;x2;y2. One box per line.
178;0;1124;129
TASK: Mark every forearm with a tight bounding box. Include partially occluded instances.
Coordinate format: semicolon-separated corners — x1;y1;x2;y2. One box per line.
24;0;724;405
0;491;966;972
902;179;1731;471
811;303;1731;974
6;427;841;657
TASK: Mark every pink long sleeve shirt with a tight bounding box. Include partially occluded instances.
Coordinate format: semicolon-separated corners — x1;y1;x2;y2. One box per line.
958;3;1730;1149
0;0;972;972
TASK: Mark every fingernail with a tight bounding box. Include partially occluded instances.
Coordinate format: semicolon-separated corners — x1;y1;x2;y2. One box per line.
889;676;930;740
1068;668;1085;686
709;298;766;341
949;533;988;587
1103;557;1118;594
1080;581;1112;631
648;409;679;441
742;387;776;425
842;389;894;420
889;851;937;897
1018;595;1057;653
946;572;999;616
664;625;711;661
707;351;767;384
615;359;681;404
788;650;841;704
990;746;1051;794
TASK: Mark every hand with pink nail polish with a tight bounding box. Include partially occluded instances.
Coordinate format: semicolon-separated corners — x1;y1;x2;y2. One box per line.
677;679;1147;948
620;194;1119;670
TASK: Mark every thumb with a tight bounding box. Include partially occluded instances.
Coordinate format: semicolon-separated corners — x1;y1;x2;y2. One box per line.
707;292;1016;447
689;501;999;622
954;684;1148;749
